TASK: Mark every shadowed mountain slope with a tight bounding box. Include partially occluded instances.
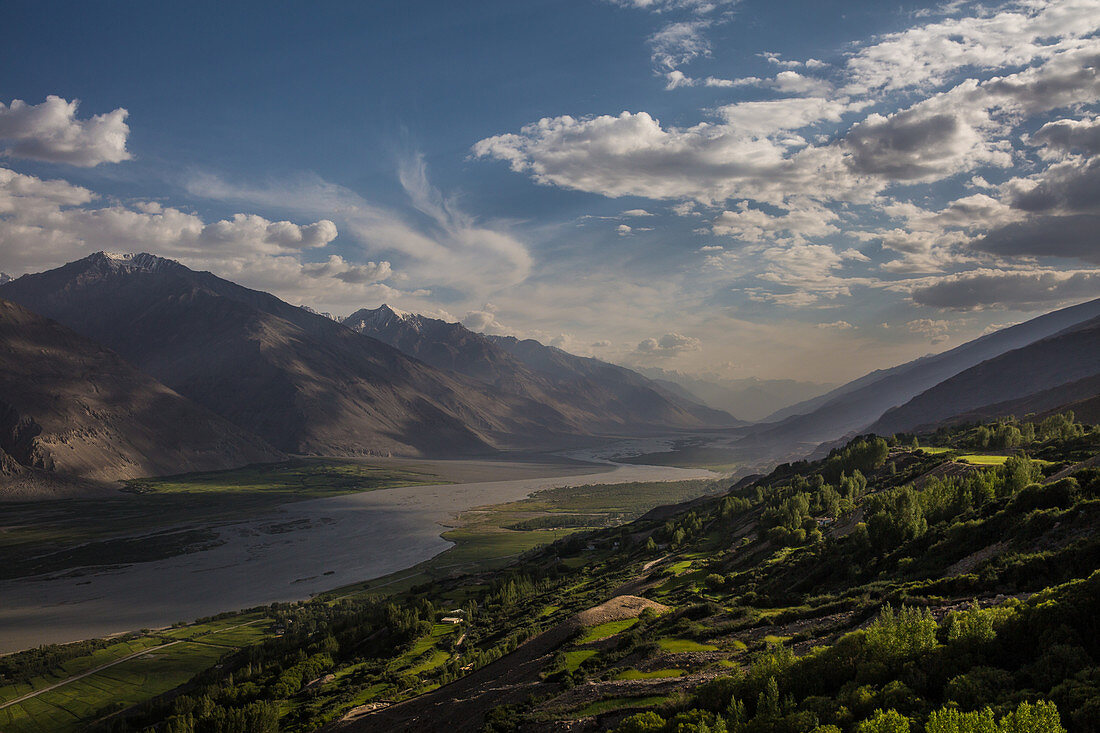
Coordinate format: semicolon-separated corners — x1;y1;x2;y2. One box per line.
740;297;1100;454
0;297;282;494
345;305;740;432
0;253;591;457
868;315;1100;436
930;373;1100;429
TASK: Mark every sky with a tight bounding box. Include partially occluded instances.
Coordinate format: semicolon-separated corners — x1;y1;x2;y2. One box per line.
1;0;1098;383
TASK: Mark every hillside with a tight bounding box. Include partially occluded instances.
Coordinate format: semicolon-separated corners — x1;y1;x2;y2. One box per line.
739;297;1100;456
95;415;1100;732
0;298;281;497
346;305;739;431
869;315;1100;436
0;253;589;457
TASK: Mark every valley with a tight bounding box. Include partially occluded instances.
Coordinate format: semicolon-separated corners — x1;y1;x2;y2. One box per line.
0;253;1097;732
0;449;717;653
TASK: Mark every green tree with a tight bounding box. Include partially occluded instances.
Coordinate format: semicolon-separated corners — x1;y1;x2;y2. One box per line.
998;700;1065;733
857;709;911;733
926;707;997;733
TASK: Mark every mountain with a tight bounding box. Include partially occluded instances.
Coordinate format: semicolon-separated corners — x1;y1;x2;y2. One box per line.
635;367;834;422
488;334;740;426
0;253;599;457
931;373;1100;428
868;314;1100;435
0;297;281;496
740;297;1100;455
344;305;740;432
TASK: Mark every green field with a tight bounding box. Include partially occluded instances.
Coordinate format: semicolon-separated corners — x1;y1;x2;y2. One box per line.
956;453;1012;465
657;638;718;653
0;637;250;733
576;618;640;644
563;650;597;672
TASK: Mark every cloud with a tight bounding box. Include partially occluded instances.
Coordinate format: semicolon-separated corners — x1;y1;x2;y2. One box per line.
472;0;1100;328
617;224;633;235
609;0;735;11
635;332;702;357
0;166;422;312
753;244;871;304
817;320;855;330
461;304;515;335
622;208;654;217
190;154;532;298
473;103;860;206
842;0;1100;94
711;201;839;242
649;20;712;71
1031;116;1100;156
0;96;131;166
843;87;1012;181
973;214;1100;263
300;255;392;284
907;318;953;342
909;268;1100;310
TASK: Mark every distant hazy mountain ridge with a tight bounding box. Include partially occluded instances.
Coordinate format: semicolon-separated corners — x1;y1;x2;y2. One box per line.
868;314;1100;436
740;296;1100;458
635;367;835;422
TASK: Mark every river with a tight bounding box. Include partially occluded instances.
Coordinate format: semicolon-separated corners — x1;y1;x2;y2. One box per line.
0;457;713;653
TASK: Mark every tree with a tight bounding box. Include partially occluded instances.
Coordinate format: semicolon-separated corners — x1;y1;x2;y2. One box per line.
998;700;1065;733
856;709;911;733
926;707;997;733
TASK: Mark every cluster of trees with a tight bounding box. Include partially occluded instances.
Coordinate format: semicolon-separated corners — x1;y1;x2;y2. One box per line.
939;412;1089;451
617;576;1100;732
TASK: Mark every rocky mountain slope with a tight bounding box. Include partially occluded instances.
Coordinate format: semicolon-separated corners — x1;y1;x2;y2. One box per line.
0;298;282;496
0;253;589;457
345;305;739;432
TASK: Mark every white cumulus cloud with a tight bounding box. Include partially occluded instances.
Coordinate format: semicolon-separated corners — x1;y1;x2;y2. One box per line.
0;96;131;166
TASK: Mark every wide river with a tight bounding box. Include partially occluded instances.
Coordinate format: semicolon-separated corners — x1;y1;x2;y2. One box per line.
0;456;713;653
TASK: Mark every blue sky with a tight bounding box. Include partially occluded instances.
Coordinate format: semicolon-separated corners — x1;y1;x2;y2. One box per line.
2;0;1098;382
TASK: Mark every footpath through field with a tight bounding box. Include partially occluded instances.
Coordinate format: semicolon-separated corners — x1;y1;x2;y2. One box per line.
0;619;261;711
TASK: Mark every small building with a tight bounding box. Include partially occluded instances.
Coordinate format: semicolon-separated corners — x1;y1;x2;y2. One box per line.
440;616;463;625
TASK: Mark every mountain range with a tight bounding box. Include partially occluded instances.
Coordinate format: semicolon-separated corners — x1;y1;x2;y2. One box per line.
0;251;1097;496
344;305;738;433
632;368;835;422
740;296;1100;458
0;253;735;494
